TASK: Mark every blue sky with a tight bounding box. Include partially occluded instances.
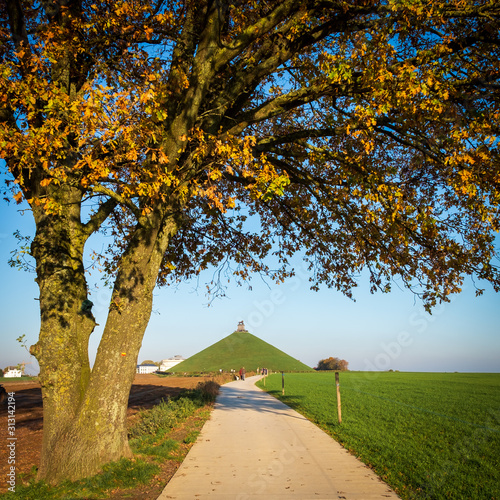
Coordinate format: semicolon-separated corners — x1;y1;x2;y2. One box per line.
1;198;499;375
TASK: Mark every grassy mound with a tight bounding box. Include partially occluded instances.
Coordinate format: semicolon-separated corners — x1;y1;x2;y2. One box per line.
171;331;312;373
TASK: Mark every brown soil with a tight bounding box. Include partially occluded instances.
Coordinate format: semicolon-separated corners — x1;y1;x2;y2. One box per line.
0;374;230;497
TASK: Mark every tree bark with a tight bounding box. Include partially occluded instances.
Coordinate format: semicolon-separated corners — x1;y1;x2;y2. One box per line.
33;205;178;483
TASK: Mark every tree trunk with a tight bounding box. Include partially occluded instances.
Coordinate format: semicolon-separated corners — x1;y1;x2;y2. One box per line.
34;207;178;483
29;188;96;481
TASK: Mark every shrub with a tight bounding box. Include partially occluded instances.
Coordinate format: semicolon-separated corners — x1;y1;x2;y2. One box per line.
129;397;197;438
196;380;220;403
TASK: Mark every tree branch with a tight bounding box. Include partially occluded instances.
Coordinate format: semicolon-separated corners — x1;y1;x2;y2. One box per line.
91;184;141;219
5;0;30;51
82;197;119;239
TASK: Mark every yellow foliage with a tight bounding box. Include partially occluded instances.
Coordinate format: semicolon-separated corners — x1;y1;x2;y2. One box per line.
0;0;498;310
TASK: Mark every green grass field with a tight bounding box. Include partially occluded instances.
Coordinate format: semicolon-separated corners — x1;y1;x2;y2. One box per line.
256;372;500;500
0;376;37;383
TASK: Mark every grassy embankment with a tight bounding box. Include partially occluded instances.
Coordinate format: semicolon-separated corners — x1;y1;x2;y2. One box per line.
257;371;500;500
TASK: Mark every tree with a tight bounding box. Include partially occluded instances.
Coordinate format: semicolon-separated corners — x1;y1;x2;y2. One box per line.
1;0;499;484
316;357;349;371
15;362;27;375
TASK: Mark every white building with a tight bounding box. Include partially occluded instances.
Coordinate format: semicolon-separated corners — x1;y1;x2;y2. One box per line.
136;364;159;374
4;367;22;377
159;355;186;371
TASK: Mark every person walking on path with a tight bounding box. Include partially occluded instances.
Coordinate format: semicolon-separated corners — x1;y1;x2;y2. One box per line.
158;375;400;499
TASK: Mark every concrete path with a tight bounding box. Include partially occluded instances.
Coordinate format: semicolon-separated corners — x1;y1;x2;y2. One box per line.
158;376;400;499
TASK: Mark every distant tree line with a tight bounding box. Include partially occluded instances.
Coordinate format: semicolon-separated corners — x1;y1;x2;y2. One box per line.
140;360;161;367
316;357;349;371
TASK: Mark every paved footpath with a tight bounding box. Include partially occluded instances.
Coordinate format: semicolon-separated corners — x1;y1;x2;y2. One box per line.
158;375;400;500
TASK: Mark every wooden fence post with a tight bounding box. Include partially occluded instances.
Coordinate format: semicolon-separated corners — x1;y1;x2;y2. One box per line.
335;371;342;424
